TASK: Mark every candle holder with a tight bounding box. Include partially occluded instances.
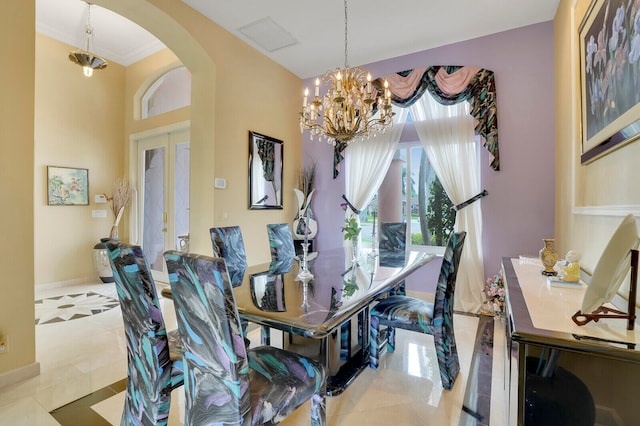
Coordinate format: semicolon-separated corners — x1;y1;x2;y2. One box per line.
368;211;378;261
296;241;314;282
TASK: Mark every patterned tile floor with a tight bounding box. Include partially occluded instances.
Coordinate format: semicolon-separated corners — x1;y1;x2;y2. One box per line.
0;281;508;425
35;292;119;325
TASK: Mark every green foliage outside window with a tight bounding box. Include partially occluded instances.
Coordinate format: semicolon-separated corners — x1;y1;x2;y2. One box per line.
426;179;455;246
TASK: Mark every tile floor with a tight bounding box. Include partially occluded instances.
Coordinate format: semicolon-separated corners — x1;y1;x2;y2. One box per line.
0;281;508;425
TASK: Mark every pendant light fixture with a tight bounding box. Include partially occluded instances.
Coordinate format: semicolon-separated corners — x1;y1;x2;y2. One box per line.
68;2;108;77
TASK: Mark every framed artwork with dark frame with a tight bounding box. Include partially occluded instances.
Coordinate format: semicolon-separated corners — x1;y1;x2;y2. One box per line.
47;166;89;206
580;0;640;164
248;131;283;209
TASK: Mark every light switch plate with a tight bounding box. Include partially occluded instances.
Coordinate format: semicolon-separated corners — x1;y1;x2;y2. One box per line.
94;194;107;203
214;178;226;189
92;210;107;218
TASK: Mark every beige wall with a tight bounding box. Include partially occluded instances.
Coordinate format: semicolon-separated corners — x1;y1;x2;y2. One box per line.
110;0;302;265
0;2;37;378
1;0;302;380
34;34;126;285
555;1;640;297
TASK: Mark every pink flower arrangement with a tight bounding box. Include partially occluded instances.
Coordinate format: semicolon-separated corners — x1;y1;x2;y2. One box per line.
484;274;505;316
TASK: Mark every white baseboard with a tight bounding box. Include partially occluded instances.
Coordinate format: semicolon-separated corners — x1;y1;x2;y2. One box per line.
35;277;99;291
0;362;40;389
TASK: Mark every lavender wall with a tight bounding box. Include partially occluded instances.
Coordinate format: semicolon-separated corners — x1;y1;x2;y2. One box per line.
303;22;555;291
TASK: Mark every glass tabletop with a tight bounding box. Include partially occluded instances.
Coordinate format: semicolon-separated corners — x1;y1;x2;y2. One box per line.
233;247;435;338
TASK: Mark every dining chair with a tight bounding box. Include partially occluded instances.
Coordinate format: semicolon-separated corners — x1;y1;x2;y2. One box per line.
104;240;184;426
164;250;327;426
267;223;296;262
209;226;248;286
210;225;262;346
369;231;467;390
379;221;408;295
340;222;408;361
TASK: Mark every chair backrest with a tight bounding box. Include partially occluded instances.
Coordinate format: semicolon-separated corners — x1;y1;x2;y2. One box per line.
104;240;183;424
210;225;248;286
164;250;251;425
267;223;296;261
433;231;466;320
379;222;407;267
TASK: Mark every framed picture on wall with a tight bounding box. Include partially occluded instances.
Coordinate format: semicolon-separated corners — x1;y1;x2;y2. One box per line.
580;0;640;163
248;131;283;210
47;166;89;206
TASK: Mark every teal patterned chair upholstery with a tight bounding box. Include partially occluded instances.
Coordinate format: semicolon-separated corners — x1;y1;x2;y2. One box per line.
210;225;254;346
267;223;296;262
104;240;184;426
210;226;248;287
379;222;408;296
164;251;326;426
369;231;466;390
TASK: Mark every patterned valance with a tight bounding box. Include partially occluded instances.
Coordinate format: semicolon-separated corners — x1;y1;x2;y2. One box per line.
331;65;499;177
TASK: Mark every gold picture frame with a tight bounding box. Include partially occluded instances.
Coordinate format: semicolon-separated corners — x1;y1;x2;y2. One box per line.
580;0;640;163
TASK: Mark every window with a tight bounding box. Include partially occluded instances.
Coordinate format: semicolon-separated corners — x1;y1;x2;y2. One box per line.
401;144;454;249
364;143;454;252
141;66;191;119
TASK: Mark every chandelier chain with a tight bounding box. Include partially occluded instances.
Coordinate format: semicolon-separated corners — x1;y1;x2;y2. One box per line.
68;1;108;76
344;0;349;69
298;0;394;146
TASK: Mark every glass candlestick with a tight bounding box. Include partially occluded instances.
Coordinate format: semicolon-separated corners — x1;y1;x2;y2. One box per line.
296;241;314;282
368;211;378;261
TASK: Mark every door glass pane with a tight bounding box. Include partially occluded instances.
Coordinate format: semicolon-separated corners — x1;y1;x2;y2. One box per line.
142;146;165;272
174;142;190;251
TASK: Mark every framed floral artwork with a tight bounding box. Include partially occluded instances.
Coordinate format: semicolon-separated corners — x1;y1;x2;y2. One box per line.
47;166;89;206
580;0;640;163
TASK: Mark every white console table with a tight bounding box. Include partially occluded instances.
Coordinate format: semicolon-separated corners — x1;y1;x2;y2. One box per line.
502;257;640;425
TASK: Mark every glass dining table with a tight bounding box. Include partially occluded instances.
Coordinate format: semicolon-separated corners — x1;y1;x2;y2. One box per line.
231;247;435;395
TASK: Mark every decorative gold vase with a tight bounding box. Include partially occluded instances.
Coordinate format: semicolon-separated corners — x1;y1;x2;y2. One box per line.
539;238;558;276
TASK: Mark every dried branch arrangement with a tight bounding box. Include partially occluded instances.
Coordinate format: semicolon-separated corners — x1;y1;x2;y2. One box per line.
106;177;132;238
297;161;317;197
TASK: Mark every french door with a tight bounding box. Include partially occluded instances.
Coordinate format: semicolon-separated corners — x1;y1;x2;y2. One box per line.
133;126;190;282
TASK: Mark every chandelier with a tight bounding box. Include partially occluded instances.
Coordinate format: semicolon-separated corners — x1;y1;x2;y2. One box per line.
299;0;394;147
68;2;108;77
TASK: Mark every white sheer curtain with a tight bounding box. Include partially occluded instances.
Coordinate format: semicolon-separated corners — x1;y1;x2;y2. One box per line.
409;92;485;313
343;106;408;231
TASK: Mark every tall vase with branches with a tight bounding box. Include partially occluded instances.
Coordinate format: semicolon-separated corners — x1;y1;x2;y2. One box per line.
106;177;132;239
293;162;318;240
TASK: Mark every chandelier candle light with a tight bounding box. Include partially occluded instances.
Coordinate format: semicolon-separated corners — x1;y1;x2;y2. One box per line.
299;0;394;146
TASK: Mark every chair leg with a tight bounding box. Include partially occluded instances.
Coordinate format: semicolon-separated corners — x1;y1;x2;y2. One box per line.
434;329;460;390
261;326;271;346
310;392;326;426
122;381;171;426
340;321;351;360
369;316;381;369
387;327;396;352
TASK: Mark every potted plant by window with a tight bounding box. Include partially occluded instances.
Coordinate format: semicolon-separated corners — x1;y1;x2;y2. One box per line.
341;205;361;263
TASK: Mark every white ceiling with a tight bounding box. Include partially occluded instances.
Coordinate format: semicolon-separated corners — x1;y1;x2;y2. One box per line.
36;0;559;78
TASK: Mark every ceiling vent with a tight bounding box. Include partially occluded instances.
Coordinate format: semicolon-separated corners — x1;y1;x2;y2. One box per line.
239;17;298;52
